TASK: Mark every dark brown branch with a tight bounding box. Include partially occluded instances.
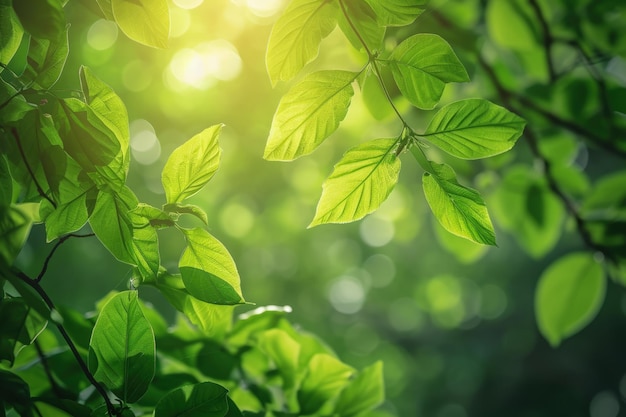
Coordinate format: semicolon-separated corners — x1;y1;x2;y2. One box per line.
37;233;95;282
14;270;116;417
10;128;57;208
477;54;615;262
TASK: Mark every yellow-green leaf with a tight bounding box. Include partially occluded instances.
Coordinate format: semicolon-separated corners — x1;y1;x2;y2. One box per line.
266;0;338;85
265;70;356;161
421;161;496;245
111;0;169;48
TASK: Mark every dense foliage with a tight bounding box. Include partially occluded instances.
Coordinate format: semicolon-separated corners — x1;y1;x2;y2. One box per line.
1;0;625;416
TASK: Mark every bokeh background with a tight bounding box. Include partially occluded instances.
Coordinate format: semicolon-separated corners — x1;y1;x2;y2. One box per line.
16;0;626;416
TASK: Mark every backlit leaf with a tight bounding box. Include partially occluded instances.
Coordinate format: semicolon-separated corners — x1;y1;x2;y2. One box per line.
22;26;69;89
423;98;526;159
421;162;496;245
364;0;427;26
310;138;400;226
337;0;385;52
89;186;138;265
163;202;208;225
162;124;222;204
57;98;122;183
40;172;94;242
111;0;169;48
80;66;130;176
179;228;244;305
258;329;301;389
153;382;228;417
266;0;338;85
131;225;160;283
0;0;24;66
0;204;35;265
297;353;354;415
535;252;605;346
334;361;384;417
89;291;155;403
388;34;469;109
264;70;356;161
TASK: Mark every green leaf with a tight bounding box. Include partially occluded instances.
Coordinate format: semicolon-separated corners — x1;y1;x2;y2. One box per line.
157;273;234;337
0;370;31;416
421;161;496;245
257;329;300;389
388;34;469;110
162;125;222;204
0;297;47;366
22;26;69;89
337;0;385;52
297;353;354;415
163;203;208;225
364;0;427;26
89;186;138;264
535;252;605;347
89;291;155;403
130;203;174;228
131;225;160;283
310;138;401;226
154;382;229;417
0;156;12;206
582;170;626;217
0;0;24;66
266;0;338;85
0;79;34;124
13;0;65;40
111;0;169;48
264;70;356;161
56;98;122;176
179;228;244;305
80;66;130;176
334;361;384;417
40;177;93;242
422;98;526;159
0;204;35;265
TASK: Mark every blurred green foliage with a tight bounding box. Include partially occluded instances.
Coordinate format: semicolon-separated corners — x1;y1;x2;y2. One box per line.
2;0;626;416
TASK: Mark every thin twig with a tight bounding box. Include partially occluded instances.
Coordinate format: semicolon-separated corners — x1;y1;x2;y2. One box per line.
37;233;95;282
14;270;117;417
10;128;58;208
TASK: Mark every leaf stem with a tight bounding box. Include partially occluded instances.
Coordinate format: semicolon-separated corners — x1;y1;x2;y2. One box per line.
337;0;412;130
527;0;556;81
13;270;117;417
11;127;57;208
37;233;95;282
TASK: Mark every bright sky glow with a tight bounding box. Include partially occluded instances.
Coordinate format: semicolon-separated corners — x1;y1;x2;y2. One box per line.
246;0;283;17
168;40;242;90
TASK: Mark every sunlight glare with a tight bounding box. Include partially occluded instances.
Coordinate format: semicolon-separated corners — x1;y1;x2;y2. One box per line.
246;0;283;17
168;41;242;90
87;19;118;50
173;0;203;10
130;120;161;166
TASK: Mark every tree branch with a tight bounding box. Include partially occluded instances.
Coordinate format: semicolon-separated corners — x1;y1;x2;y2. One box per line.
477;54;616;262
14;270;117;417
37;233;95;282
10;128;57;208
